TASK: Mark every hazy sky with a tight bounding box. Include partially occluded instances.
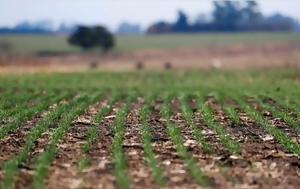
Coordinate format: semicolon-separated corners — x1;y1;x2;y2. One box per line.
1;0;300;30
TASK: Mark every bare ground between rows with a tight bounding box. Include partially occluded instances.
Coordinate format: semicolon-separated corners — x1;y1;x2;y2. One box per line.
0;102;60;183
0;101;61;166
164;98;265;188
80;102;123;189
123;100;157;189
0;117;40;164
13;100;105;189
150;99;200;189
45;101;105;189
248;98;300;144
262;96;300;119
168;98;230;188
14;127;55;188
0;116;41;183
2;97;299;189
207;97;300;189
163;97;300;189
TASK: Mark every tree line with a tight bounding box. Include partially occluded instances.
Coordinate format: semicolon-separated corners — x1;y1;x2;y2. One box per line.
147;1;297;34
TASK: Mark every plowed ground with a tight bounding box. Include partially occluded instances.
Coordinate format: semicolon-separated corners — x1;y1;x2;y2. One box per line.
0;70;299;189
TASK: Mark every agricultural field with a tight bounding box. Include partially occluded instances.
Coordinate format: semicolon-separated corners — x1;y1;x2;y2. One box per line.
0;70;299;189
0;32;299;54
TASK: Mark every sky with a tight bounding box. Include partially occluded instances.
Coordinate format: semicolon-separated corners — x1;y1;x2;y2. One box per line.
1;0;300;31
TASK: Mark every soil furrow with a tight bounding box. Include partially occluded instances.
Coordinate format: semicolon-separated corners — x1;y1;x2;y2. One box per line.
81;103;122;189
149;99;199;189
210;98;300;189
12;98;100;189
263;96;300;119
45;101;104;189
123;100;157;189
14;127;56;189
0;102;61;166
0;116;42;164
249;98;300;144
0;99;67;187
171;98;229;188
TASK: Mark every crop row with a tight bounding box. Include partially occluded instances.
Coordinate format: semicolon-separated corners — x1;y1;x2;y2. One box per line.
254;96;300;132
139;103;166;186
79;93;122;170
232;94;300;156
161;94;213;186
0;89;42;121
0;91;72;139
180;95;213;153
31;92;101;189
1;91;74;189
0;92;102;189
1;90;300;188
212;85;300;156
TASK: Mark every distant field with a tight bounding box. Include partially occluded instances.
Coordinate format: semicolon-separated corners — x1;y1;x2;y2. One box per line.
0;70;300;188
0;32;299;54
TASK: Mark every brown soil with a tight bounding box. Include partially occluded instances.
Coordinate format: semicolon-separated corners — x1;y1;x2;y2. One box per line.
123;100;157;189
247;98;300;144
45;101;104;189
80;102;122;189
0;117;40;164
0;101;61;183
1;43;300;74
0;97;299;189
208;97;300;189
14;101;105;189
150;103;200;189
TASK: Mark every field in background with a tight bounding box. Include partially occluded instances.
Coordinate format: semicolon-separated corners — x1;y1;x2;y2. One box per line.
1;32;300;74
0;32;299;54
0;70;299;189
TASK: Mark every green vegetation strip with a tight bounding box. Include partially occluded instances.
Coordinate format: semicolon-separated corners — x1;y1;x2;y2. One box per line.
0;88;36;110
31;93;101;189
0;90;50;122
140;104;166;186
197;98;241;155
255;97;300;132
0;92;73;189
162;94;213;187
275;99;300;119
0;89;42;119
0;88;35;107
262;89;300;116
223;107;241;126
111;103;131;189
274;99;300;119
233;94;300;156
214;92;241;126
180;95;213;153
110;92;138;189
0;33;299;54
0;91;68;139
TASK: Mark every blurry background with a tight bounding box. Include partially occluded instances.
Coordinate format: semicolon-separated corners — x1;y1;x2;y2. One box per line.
0;0;299;73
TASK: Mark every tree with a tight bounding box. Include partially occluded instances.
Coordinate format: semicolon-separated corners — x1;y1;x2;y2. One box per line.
144;0;296;34
68;25;114;52
241;1;263;24
146;21;172;34
246;1;262;22
173;10;189;32
213;1;243;31
263;13;296;31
